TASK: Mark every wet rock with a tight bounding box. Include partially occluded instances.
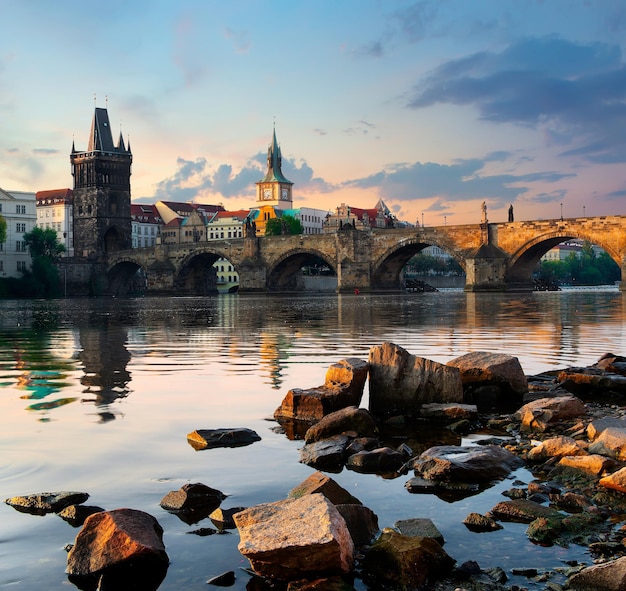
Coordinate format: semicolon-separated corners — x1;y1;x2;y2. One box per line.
568;555;626;590
558;454;616;476
274;358;368;422
587;417;626;440
345;447;405;474
588;427;626;460
234;494;353;580
599;466;626;493
550;491;593;513
447;351;528;409
414;444;522;483
187;427;261;450
66;508;168;591
58;505;105;527
286;576;357;591
558;368;626;397
207;570;236;586
209;506;246;529
405;477;481;501
594;353;626;375
419;402;479;422
288;471;362;505
336;504;379;548
516;396;587;432
368;342;463;419
462;512;503;532
299;435;351;472
527;435;588;461
488;499;563;523
159;483;226;524
5;491;90;515
304;406;378;443
394;518;445;545
361;529;454;591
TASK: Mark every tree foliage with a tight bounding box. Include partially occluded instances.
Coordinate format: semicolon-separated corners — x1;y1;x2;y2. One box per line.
0;214;7;244
265;215;303;236
19;227;66;297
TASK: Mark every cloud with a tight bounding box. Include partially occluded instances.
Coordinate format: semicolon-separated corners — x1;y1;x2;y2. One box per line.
223;27;251;54
32;148;58;155
407;37;626;163
173;14;209;87
344;156;574;208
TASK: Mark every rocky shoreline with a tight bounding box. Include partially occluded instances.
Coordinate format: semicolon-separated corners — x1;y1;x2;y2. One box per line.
6;343;626;591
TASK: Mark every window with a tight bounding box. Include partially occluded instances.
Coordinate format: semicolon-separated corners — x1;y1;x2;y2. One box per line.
17;261;27;271
16;240;26;252
16;205;26;214
16;223;26;233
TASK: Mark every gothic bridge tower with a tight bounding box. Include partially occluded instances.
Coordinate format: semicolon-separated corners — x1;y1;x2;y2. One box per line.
71;107;132;257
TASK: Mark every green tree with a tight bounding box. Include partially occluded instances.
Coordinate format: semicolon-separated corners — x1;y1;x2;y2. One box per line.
0;214;7;245
265;215;303;236
21;227;66;297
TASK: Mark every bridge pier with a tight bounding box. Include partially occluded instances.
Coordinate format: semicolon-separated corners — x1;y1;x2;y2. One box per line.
464;244;509;292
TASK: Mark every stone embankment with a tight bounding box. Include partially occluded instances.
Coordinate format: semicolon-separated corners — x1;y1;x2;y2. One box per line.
7;345;626;590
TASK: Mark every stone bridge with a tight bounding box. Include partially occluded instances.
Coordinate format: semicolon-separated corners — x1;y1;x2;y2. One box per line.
95;215;626;294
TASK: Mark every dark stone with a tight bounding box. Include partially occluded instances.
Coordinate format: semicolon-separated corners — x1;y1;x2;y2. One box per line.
160;483;226;524
207;570;236;586
345;447;405;475
336;504;379;548
187;428;261;450
299;435;351;472
58;505;105;527
304;406;378;443
5;491;90;516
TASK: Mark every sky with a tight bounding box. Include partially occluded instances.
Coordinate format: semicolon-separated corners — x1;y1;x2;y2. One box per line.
1;0;625;226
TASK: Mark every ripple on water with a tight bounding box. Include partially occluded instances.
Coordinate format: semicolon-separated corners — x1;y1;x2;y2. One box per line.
0;450;48;485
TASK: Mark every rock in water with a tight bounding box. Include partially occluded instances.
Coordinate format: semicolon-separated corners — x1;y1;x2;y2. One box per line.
66;508;168;591
5;491;89;515
368;342;463;418
233;493;354;580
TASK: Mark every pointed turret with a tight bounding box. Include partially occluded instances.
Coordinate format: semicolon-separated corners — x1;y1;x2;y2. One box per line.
258;127;293;184
118;131;126;152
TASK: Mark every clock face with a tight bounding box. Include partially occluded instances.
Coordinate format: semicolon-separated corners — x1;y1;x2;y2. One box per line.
281;189;289;200
263;188;272;200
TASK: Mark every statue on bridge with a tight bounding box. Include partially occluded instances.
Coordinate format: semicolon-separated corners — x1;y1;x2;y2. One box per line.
508;204;514;222
244;218;257;238
481;201;488;224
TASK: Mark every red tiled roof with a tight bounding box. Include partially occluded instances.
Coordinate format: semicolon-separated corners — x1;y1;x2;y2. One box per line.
36;188;73;205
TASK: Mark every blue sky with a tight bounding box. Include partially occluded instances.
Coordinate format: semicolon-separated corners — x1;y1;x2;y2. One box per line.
2;0;625;225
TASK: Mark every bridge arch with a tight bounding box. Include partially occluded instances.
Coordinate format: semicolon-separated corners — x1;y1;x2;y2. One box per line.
507;230;623;284
371;236;466;290
266;248;337;291
176;247;236;295
107;256;147;295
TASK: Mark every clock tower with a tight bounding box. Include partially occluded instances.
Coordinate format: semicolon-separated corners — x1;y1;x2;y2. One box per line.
256;127;293;210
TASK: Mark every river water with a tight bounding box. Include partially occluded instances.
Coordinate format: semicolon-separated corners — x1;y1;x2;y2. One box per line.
1;288;625;590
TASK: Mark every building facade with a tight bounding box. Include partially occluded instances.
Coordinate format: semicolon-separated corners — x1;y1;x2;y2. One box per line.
0;188;36;278
323;199;395;233
130;204;161;248
35;188;74;256
71;107;132;257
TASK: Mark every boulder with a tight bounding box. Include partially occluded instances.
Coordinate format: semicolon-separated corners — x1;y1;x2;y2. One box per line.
336;504;379;548
589;427;626;460
187;427;261;450
345;447;405;474
558;454;616;476
5;491;89;515
209;506;246;529
599;466;626;494
234;494;354;580
462;512;503;532
299;435;351;472
274;358;368;422
527;435;587;461
488;499;563;523
568;555;626;591
594;353;626;375
558;368;626;397
418;403;478;423
413;444;522;483
58;505;105;527
394;518;444;545
368;342;463;419
515;396;587;432
447;351;527;409
66;508;168;590
304;406;378;443
160;483;226;524
288;472;362;506
587;417;626;440
361;529;454;591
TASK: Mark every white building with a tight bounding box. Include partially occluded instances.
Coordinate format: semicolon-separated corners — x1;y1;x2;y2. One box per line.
207;210;249;241
0;188;36;278
35;189;74;256
282;207;329;235
131;204;161;248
